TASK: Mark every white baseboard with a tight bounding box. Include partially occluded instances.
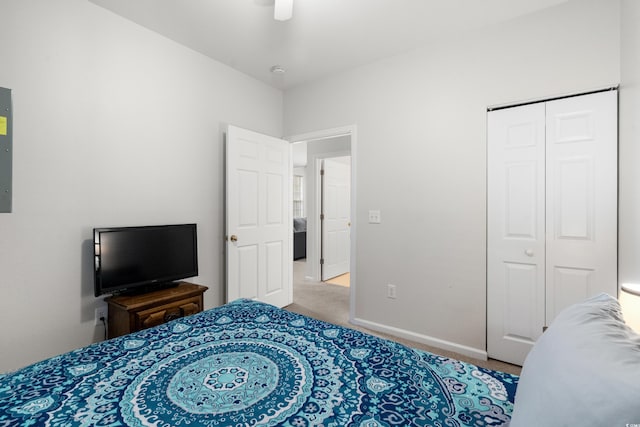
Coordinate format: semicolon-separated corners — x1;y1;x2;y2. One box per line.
351;317;488;361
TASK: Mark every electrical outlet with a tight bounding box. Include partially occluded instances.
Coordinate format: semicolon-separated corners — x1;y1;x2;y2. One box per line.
95;307;107;326
387;284;396;299
369;210;381;224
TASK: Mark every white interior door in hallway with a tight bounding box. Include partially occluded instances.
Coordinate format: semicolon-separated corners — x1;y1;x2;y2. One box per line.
487;90;618;365
321;156;351;281
226;125;292;308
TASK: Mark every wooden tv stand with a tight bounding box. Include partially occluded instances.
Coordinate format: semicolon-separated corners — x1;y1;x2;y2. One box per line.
105;282;208;339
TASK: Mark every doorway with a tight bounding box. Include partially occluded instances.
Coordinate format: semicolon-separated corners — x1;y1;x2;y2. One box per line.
288;126;357;323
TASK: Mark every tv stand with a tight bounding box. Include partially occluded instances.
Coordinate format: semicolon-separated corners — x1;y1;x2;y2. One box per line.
114;281;179;296
105;282;208;339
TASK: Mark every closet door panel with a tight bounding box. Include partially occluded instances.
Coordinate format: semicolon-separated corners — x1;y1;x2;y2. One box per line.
545;91;618;324
552;266;594;311
555;157;593;239
503;262;540;340
487;103;546;365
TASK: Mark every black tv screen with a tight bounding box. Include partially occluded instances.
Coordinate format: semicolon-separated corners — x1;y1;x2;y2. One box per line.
94;224;198;296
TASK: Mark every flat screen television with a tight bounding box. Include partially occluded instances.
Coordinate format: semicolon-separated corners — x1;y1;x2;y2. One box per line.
94;224;198;297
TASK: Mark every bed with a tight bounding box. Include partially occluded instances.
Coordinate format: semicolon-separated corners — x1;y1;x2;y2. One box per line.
0;299;518;426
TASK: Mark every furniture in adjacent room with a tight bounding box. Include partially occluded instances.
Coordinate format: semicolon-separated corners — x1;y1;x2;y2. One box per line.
293;217;306;260
105;282;208;338
486;90;618;366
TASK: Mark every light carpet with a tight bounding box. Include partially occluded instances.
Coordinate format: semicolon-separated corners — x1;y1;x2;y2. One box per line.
286;260;521;376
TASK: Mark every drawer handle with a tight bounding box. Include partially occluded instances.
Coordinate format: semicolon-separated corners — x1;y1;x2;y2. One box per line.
142;311;166;329
180;303;199;317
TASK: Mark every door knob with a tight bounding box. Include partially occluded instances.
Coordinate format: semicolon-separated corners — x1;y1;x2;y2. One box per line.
525;249;534;257
230;235;238;242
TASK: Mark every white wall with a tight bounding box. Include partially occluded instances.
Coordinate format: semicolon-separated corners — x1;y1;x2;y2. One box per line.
292;142;307;167
0;0;282;372
619;0;640;330
284;0;620;357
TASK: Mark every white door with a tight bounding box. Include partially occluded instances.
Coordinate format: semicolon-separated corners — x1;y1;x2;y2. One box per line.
545;91;618;323
226;125;292;308
487;91;618;366
321;157;351;281
487;103;546;366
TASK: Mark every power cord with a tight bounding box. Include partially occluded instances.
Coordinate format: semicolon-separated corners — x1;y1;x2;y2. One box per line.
100;316;107;341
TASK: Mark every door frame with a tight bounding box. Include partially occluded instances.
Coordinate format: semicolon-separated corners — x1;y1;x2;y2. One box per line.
286;125;357;323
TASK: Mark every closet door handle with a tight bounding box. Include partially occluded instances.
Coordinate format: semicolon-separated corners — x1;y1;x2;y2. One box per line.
525;249;534;257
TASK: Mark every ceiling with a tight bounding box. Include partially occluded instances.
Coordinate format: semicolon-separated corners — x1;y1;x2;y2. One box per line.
89;0;569;89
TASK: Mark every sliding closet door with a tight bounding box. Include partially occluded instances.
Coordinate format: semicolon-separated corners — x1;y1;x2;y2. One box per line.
487;104;546;366
545;91;618;324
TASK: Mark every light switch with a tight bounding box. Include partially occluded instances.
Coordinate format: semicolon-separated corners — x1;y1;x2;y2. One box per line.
368;210;381;224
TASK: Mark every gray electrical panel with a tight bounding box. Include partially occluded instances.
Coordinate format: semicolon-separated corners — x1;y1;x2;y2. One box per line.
0;87;12;213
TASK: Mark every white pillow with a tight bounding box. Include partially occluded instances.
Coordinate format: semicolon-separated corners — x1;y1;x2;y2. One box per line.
510;293;640;427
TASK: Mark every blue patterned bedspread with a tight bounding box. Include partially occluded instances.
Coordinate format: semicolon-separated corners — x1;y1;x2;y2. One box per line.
0;299;518;426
